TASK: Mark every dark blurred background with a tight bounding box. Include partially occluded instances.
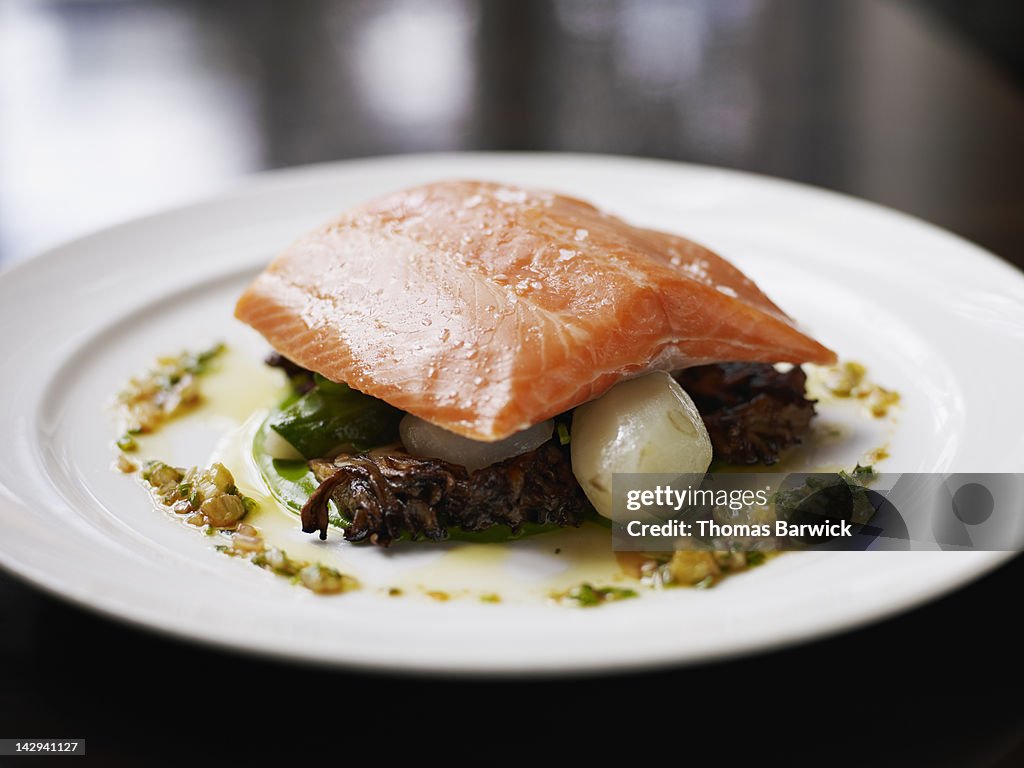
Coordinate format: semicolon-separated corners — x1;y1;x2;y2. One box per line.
2;1;1023;762
1;0;1022;268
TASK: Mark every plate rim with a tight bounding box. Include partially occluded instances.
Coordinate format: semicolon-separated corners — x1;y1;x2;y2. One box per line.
0;549;1014;677
5;150;1023;286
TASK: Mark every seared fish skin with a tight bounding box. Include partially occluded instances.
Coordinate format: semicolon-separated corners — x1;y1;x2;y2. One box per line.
236;180;835;442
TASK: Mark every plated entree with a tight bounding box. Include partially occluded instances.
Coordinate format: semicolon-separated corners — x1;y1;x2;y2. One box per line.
117;180;898;601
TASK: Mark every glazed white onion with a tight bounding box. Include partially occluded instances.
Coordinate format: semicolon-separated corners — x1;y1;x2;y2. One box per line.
400;414;554;472
570;371;712;520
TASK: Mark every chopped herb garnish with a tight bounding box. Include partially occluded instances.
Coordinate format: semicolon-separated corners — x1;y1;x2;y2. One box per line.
116;434;138;452
299;563;358;595
557;583;638;607
252;547;304;578
745;550;766;567
138;457;356;596
181;342;227;375
115;343;225;437
114;454;138;474
480;593;502;603
557;422;571;445
816;361;900;417
852;464;875;480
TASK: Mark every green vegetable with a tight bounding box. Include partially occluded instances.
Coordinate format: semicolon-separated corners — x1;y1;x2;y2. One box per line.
266;377;403;459
253;399;585;543
253;374;597;544
253;414;328;514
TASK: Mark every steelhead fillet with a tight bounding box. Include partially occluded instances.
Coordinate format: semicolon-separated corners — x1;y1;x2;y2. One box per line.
235;180;835;441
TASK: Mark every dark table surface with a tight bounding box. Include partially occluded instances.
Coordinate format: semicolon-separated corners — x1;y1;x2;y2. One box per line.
1;1;1022;762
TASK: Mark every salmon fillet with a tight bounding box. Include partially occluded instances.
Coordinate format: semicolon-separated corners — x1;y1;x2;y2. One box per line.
235;180;835;442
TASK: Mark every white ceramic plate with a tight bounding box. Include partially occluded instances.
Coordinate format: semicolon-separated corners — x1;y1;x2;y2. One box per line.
1;153;1021;675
